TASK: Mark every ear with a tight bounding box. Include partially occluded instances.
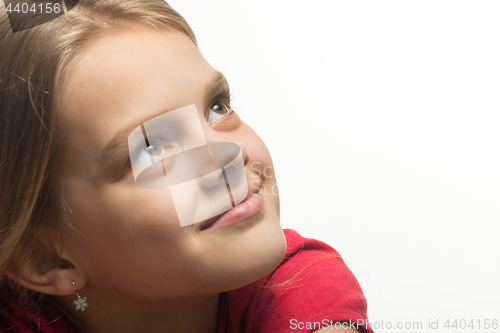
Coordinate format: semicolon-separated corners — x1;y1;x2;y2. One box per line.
4;235;88;296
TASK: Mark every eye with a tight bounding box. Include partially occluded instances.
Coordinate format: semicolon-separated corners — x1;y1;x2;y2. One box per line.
146;143;162;156
132;140;174;167
208;102;232;125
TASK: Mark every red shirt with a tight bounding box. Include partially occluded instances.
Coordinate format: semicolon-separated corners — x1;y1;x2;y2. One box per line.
0;299;77;333
218;229;374;333
1;229;374;333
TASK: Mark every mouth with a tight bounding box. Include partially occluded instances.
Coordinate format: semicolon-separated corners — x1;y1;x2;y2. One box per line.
198;179;263;231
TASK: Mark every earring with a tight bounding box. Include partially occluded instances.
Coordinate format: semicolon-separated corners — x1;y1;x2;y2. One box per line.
72;281;89;311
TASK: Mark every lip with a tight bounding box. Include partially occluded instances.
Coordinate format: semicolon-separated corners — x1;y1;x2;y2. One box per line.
198;180;263;231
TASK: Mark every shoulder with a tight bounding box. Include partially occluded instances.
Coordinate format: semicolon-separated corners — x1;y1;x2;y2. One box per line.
220;229;374;333
274;229;370;317
0;296;77;333
281;228;345;271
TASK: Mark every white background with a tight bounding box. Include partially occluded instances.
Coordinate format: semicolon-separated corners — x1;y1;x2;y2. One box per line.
167;1;500;332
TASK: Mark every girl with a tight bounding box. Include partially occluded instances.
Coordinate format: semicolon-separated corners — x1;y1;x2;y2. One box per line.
0;1;374;332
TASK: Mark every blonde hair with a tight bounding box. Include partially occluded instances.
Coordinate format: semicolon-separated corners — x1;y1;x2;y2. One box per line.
0;0;196;307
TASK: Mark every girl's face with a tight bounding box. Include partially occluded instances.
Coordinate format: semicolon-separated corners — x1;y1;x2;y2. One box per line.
56;25;286;301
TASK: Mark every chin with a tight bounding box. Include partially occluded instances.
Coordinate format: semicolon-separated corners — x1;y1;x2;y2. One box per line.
227;220;287;290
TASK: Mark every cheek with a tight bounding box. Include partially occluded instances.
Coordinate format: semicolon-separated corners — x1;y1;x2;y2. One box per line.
62;180;202;296
62;178;183;262
102;183;180;229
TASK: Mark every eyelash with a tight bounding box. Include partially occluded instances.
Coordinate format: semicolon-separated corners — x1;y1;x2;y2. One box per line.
205;90;234;122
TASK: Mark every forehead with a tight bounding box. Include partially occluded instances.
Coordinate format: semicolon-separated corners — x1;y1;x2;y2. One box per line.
60;25;212;160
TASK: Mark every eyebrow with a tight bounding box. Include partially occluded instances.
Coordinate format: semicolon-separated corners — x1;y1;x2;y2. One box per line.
99;70;230;164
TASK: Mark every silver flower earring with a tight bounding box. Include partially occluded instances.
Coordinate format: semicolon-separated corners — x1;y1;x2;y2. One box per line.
72;281;89;311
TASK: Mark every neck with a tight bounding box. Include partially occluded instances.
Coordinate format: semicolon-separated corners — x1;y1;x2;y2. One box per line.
55;292;221;333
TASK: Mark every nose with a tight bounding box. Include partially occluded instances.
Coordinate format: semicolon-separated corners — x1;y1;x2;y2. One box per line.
204;129;249;167
232;140;249;167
